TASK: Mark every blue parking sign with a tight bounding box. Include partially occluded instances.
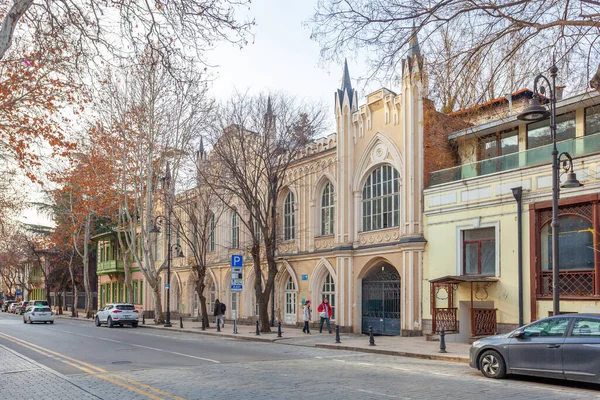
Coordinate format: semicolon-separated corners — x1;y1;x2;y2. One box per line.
231;254;243;267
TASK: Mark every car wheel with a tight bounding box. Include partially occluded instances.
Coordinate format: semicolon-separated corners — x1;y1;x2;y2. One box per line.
30;318;34;324
43;321;47;324
107;317;114;328
50;321;53;324
132;322;138;328
95;316;101;327
23;318;27;324
479;350;507;379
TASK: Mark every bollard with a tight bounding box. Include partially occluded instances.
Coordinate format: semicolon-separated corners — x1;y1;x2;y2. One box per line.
277;321;282;338
217;318;221;332
180;316;183;329
201;315;206;331
233;320;238;334
142;314;145;325
439;329;447;353
335;324;341;344
369;326;375;346
255;320;260;336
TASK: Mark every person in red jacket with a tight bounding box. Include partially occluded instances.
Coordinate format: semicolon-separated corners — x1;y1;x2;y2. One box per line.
317;298;333;334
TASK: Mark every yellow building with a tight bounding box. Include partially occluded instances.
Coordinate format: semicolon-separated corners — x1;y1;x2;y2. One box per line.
159;37;456;335
424;88;600;342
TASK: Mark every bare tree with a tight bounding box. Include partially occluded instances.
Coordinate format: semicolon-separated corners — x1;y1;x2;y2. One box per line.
0;0;254;74
203;93;325;332
310;0;600;110
172;148;227;328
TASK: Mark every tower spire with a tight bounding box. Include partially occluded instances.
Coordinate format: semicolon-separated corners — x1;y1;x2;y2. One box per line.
408;21;421;58
337;58;355;108
199;136;205;159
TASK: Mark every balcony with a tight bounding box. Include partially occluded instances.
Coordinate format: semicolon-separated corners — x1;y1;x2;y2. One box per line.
97;260;124;275
429;132;600;186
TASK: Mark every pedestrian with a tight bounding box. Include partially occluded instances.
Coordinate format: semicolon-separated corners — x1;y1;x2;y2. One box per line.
213;299;224;328
302;300;311;335
219;301;226;328
317;297;333;334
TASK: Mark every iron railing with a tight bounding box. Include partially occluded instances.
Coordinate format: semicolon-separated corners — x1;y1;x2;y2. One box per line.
540;270;595;297
472;308;497;336
432;307;458;333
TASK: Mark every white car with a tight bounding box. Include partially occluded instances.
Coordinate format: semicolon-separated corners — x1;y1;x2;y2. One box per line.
95;303;139;328
23;306;54;324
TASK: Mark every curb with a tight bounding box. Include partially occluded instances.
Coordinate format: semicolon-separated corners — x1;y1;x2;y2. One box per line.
314;343;469;364
138;323;279;342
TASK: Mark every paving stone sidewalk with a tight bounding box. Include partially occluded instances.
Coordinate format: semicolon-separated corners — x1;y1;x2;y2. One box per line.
0;344;100;400
56;313;470;363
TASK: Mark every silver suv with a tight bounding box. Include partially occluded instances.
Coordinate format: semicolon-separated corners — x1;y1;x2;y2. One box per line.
95;303;139;328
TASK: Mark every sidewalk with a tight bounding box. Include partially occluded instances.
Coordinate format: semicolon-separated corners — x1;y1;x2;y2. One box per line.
0;344;98;399
56;313;470;363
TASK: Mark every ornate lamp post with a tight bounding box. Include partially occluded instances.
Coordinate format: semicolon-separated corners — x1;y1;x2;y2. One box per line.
517;65;582;316
150;162;184;327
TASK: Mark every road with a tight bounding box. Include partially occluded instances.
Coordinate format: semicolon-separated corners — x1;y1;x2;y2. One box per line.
0;312;598;399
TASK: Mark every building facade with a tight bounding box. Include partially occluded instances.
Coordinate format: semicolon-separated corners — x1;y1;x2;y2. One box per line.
151;38;456;335
424;88;600;342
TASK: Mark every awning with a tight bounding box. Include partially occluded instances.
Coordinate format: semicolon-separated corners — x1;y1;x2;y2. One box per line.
428;275;499;284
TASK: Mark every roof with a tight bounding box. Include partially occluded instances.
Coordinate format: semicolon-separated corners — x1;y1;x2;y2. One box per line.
449;88;532;117
429;275;499;284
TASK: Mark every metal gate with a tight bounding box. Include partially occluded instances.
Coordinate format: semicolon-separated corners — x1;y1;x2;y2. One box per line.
361;265;401;335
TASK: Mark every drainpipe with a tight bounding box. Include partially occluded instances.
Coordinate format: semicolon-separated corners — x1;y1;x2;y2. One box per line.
511;187;524;327
505;93;513;116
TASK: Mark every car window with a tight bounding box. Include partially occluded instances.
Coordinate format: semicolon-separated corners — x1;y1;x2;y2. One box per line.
571;318;600;337
523;318;570;338
116;305;135;310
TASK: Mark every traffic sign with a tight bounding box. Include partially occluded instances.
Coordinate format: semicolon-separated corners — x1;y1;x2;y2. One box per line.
164;284;169;290
231;254;243;267
231;284;243;292
15;289;21;296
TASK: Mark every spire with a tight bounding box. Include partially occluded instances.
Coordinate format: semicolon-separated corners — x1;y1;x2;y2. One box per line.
199;136;205;159
266;95;273;117
337;58;355;108
408;21;421;58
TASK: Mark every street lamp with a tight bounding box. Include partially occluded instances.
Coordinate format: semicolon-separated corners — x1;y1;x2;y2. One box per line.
150;162;185;327
517;64;582;316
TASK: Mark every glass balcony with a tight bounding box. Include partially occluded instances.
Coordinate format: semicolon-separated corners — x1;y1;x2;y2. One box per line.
97;260;124;275
429;133;600;186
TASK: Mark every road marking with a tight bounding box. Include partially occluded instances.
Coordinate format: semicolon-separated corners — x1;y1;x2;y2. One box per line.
356;388;410;399
46;327;220;364
0;332;185;400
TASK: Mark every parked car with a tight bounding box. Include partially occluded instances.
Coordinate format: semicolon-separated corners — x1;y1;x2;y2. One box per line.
23;306;54;324
15;301;29;315
95;303;139;328
8;302;18;313
470;314;600;383
29;300;49;307
2;300;16;312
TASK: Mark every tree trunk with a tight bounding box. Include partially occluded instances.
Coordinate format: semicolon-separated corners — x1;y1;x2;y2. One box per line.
124;256;133;304
151;283;164;324
67;253;77;317
258;292;270;332
57;292;63;315
198;289;210;328
83;215;94;318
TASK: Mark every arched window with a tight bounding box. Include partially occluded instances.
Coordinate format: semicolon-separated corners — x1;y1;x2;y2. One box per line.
284;192;295;241
322;273;335;319
321;183;335;235
231;212;239;249
541;215;594;273
284;275;297;324
362;165;400;232
209;283;216;313
209;214;215;252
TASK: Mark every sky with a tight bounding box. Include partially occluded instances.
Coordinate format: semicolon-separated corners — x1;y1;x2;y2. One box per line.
20;0;387;227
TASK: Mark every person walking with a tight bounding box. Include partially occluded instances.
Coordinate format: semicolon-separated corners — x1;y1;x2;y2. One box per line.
318;297;333;334
302;300;312;335
213;299;224;328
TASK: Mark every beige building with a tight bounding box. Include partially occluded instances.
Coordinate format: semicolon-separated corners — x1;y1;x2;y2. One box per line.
424;87;600;342
159;38;456;335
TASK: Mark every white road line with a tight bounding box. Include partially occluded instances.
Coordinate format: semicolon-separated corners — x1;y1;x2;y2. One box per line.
356;388;409;399
45;328;220;364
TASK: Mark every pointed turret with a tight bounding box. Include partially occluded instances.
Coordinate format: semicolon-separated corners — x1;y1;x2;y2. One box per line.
264;95;276;140
337;59;355;109
408;22;421;58
198;136;205;160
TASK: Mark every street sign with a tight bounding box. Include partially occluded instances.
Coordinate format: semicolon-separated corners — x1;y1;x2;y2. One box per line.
231;284;243;292
15;289;21;296
302;274;308;281
231;254;243;267
164;284;169;290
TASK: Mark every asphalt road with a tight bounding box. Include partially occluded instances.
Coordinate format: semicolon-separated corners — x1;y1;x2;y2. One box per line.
1;311;599;400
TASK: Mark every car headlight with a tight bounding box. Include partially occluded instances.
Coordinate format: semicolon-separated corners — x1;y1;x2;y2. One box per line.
472;340;481;347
